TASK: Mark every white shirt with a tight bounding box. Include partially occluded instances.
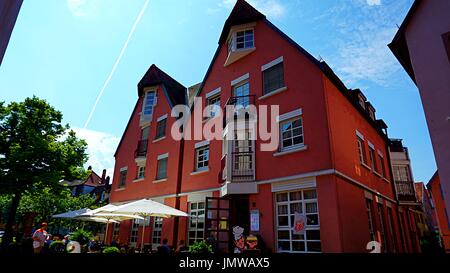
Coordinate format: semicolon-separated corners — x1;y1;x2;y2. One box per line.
32;229;47;248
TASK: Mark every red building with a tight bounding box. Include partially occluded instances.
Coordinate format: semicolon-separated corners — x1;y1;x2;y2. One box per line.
428;172;450;252
109;0;418;253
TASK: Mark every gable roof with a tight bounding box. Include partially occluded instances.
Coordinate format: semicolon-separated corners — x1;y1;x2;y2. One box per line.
218;0;266;45
114;65;187;157
138;64;187;107
194;0;388;140
388;0;421;84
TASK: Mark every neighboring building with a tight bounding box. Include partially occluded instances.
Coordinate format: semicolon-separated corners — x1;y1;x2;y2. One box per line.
389;0;450;226
110;0;418;253
388;139;422;252
62;167;111;204
415;182;438;234
428;171;450;252
0;0;23;66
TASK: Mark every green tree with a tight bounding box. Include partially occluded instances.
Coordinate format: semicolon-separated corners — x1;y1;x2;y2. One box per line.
0;97;88;246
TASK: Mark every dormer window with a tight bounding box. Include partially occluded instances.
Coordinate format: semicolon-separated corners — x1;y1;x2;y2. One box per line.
358;95;366;109
224;27;256;66
228;29;254;52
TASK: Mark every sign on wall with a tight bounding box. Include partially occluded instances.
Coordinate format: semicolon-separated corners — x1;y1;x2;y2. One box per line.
250;210;260;232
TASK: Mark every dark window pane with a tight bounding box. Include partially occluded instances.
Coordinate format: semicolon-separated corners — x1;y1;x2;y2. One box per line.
306;230;321;241
307;242;322;252
292;241;305;252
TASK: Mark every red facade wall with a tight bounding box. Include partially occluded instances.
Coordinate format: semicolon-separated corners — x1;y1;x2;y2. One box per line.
428;173;450;251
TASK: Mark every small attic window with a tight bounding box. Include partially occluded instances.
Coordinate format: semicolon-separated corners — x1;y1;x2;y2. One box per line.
358;95;366;109
228;29;254;53
368;107;376;120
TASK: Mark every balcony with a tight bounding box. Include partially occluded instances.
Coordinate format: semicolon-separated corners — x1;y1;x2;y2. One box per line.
135;140;148;158
219;139;256;196
394;180;417;202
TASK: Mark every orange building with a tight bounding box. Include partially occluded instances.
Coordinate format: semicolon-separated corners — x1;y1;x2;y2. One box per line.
428;172;450;252
109;0;418;253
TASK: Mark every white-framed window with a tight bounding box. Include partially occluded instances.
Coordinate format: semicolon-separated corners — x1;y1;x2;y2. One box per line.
118;168;127;188
366;199;375;241
129;219;140;244
280;117;304;151
152;217;162;246
195;145;209;171
233;81;250;108
378;154;386;177
357;137;367;164
142;91;156;117
263;62;284;95
206;94;221;118
392;165;411;182
228;29;254;52
137;166;145;179
155;117;167;139
188;201;205;246
368;147;377;172
275;189;321;253
377;203;387;252
156;157;168;180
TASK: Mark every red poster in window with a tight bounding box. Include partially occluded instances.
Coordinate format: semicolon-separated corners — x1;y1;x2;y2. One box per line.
292;212;307;235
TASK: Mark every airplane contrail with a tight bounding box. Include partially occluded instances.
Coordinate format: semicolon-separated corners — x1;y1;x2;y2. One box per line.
84;0;150;129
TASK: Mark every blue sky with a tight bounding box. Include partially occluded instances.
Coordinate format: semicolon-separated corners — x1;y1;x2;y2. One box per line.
0;0;435;182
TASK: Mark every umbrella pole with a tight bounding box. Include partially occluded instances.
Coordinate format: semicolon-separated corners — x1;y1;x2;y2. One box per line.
105;221;109;245
141;216;146;253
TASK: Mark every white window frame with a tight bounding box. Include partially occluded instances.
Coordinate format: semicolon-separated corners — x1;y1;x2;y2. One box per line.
187;201;206;246
156;154;168;180
129;219;140;245
137;165;145;179
142;90;157;117
195;145;210;171
275;189;321;253
152;217;162;247
155;117;167;139
228;28;254;52
206;93;221;118
118;168;128;188
279;114;304;152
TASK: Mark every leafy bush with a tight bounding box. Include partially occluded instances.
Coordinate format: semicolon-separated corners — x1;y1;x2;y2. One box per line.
103;246;120;254
50;241;66;253
189;240;213;254
70;229;92;245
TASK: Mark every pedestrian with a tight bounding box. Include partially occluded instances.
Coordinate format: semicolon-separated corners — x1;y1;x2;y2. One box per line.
176;240;188;252
32;222;48;254
157;238;172;254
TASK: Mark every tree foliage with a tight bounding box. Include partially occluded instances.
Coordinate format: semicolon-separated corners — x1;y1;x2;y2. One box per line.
0;96;89;246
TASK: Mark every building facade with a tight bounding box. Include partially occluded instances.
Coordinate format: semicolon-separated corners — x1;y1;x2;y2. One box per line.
389;0;450;227
109;0;418;253
427;172;450;252
0;0;23;66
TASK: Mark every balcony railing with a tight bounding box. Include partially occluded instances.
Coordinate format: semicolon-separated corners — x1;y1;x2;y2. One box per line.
223;95;256;126
231;151;254;181
135;140;148;158
394;180;416;202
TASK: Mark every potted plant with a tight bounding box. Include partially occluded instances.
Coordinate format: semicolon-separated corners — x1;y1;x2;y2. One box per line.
188;240;213;254
102;246;121;254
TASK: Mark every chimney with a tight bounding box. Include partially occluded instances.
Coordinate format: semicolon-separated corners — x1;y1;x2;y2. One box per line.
88;166;92;171
101;169;106;184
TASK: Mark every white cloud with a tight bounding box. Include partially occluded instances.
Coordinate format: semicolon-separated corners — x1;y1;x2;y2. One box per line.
220;0;286;19
73;127;120;180
366;0;382;6
66;0;97;17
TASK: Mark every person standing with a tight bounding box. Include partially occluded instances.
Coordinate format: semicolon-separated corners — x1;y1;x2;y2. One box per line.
32;222;48;254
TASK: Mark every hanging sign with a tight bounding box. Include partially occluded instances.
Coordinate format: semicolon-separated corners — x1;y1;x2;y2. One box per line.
292;212;307;235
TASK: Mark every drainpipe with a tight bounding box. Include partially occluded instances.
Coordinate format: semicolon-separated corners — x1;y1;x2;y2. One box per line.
172;128;185;248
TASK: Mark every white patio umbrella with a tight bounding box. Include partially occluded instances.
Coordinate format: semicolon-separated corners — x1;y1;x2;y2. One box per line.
52;208;90;219
103;199;188;252
78;204;144;243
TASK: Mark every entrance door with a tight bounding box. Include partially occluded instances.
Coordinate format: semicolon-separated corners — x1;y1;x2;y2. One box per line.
204;196;250;253
205;197;231;253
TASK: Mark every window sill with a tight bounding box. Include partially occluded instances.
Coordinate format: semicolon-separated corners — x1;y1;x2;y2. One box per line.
133;178;145;183
373;171;382;178
190;168;209;175
273;145;308;157
153;178;167;184
382;178;390;183
258;86;287;101
115;188;126;192
361;162;371;171
153;136;166;143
